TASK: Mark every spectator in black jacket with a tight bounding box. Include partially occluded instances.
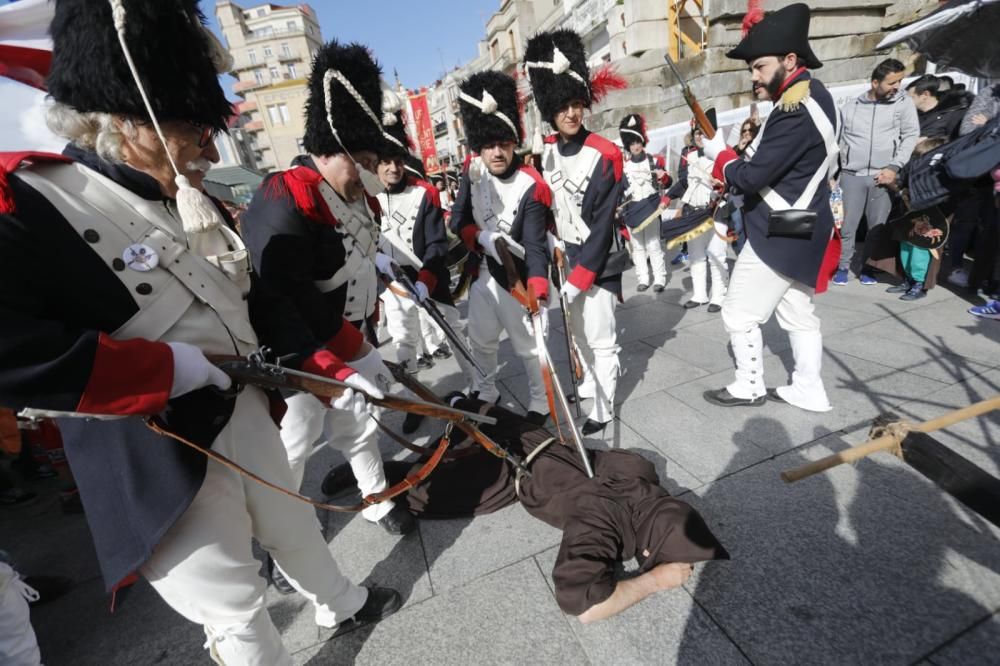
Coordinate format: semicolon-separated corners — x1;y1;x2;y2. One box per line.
907;74;971;140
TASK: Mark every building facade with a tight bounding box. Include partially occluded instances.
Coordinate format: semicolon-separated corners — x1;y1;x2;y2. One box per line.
215;0;323;172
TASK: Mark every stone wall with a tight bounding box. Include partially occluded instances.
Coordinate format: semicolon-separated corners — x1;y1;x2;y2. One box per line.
585;0;941;135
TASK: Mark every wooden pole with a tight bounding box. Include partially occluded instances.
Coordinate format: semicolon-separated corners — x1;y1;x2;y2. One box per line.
780;395;1000;483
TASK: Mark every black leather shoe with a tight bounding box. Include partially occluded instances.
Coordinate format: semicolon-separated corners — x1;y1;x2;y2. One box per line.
703;388;766;407
416;354;435;370
581;418;608;435
432;345;452;359
524;411;548;426
402;411;425;434
766;388;785;403
320;463;356;497
376;503;416;536
270;564;296;595
653;283;665;293
636;283;649;292
684;300;706;309
885;281;911;294
327;586;403;639
707;303;722;313
23;575;73;606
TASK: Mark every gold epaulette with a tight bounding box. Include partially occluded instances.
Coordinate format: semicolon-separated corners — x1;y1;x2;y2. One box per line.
778;80;811;112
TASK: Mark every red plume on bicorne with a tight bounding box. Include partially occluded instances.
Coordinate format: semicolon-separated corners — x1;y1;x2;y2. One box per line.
589;63;628;104
742;0;764;38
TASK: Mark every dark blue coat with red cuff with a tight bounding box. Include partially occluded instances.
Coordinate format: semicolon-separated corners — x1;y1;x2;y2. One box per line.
0;146;321;592
712;71;838;291
241;156;369;354
449;155;552;300
544;130;625;298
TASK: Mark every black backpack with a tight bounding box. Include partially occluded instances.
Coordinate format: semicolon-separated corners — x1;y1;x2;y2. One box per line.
907;116;1000;210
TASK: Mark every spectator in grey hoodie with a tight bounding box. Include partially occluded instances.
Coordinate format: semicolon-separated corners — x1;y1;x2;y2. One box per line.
833;58;920;285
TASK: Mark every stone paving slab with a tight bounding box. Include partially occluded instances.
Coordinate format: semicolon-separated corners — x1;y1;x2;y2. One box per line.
534;546;751;666
682;442;1000;665
926;614;1000;665
290;560;589;665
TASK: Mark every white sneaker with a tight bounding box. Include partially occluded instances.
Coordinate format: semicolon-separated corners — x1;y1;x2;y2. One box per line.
947;268;970;288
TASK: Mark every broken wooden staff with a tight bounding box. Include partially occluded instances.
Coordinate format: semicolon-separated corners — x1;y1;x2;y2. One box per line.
781;395;1000;527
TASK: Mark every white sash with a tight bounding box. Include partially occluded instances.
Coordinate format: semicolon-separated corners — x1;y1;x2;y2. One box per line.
377;186;425;268
542;142;601;245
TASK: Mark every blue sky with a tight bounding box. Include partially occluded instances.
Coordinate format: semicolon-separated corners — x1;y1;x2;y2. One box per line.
0;0;502;150
206;0;501;90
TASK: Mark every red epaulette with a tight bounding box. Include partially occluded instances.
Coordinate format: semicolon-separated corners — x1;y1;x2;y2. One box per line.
518;165;552;207
410;176;442;209
584;133;624;182
263;166;338;227
0;151;73;215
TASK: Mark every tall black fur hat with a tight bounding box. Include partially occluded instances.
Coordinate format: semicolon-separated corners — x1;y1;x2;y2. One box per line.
458;71;522;153
380;110;412;160
304;41;386;156
524;29;591;124
727;3;822;69
47;0;233;131
619;113;647;147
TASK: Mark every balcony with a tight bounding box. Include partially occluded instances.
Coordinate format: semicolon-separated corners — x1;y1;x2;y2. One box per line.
563;0;617;36
234;79;267;94
491;48;516;72
277;50;301;62
236;100;257;114
244;26;305;45
244;120;264;132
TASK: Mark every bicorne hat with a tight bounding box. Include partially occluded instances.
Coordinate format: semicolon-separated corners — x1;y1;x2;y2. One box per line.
726;3;823;70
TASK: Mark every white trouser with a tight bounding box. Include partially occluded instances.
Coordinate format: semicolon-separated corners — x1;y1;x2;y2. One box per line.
721;242;831;411
467;270;548;414
630;223;667;286
688;230;729;305
0;563;40;666
569;286;620;423
279;391;393;522
141;388;368;666
382;284;422;368
419;308;445;353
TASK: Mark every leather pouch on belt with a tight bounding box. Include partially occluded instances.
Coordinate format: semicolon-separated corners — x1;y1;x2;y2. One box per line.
767;209;817;240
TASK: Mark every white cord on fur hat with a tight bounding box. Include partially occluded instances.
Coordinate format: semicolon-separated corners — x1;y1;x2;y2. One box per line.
108;0;223;234
458;89;519;142
524;46;588;88
323;69;405;152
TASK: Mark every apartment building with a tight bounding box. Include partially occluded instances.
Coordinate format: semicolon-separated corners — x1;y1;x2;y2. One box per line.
215;1;323;171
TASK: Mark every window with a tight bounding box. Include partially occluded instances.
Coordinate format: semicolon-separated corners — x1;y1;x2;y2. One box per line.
286;63;297;79
256;8;265;17
254;70;264;85
269;66;279;80
280;42;291;57
508;30;516;59
267;105;281;124
247;49;256;64
296;137;306;153
278;104;290;123
286;20;297;31
263;45;273;58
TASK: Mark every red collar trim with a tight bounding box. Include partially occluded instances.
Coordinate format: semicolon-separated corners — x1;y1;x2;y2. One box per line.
776;67;808;97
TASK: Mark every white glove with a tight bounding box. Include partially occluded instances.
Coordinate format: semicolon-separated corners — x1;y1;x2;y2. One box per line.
546;233;565;257
373;252;396;279
561;281;583;304
524;306;550;339
476;229;511;263
701;131;728;161
167;342;232;398
413;280;430;303
347;347;392;397
330;375;381;418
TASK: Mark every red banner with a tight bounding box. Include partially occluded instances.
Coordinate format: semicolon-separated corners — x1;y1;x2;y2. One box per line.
408;89;440;175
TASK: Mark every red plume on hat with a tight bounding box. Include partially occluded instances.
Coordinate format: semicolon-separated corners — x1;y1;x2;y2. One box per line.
742;0;765;38
589;62;628;104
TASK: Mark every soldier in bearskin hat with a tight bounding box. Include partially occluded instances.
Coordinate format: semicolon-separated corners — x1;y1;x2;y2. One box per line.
241;41;419;539
0;1;400;662
524;28;626;435
449;70;552;424
700;2;838;412
618;113;672;292
373;99;473;420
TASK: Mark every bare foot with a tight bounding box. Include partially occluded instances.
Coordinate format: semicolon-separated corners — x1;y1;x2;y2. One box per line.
649;562;694;591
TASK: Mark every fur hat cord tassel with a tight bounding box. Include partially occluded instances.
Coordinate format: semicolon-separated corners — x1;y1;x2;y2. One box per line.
109;0;221;234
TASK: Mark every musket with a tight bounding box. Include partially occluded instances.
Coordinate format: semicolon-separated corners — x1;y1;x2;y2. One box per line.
384;360;532;476
494;238;595;479
663;54;717;139
551;246;583;418
208;349;496;426
387;261;488;378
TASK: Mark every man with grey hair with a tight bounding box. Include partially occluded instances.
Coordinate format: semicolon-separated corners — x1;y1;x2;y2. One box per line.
0;1;399;663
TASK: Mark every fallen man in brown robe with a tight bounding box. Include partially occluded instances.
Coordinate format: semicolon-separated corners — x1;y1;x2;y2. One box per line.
322;396;729;621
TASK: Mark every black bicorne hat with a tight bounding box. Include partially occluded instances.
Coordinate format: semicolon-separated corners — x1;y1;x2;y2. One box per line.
304;41;387;156
523;29;591;124
458;71;522;153
619;113;647;147
726;3;823;70
47;0;233;131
